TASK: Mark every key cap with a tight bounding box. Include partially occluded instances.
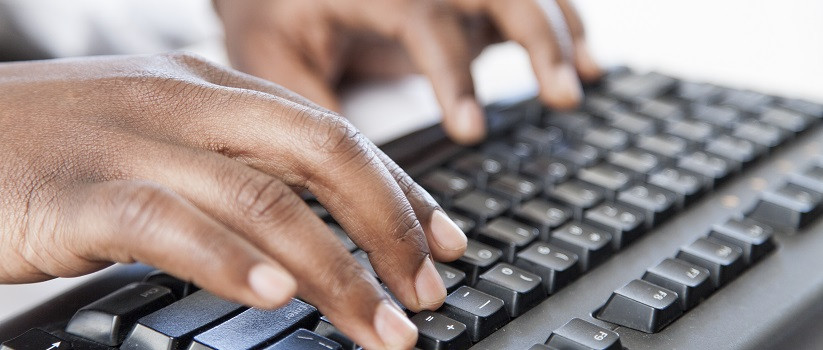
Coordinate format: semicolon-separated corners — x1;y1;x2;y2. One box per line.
143;271;198;300
577;164;632;200
617;184;676;228
583;203;645;249
548;180;605;220
642;258;713;311
435;262;467;294
545;318;622;350
584;93;625;118
648;167;705;209
666;119;713;146
262;329;342;350
582;127;629;152
411;311;471;350
487;173;541;203
637;98;685;124
515;125;563;154
329;223;357;252
189;299;319;350
760;106;811;133
439;286;509;342
636;134;688;165
445;210;476;235
1;329;70;350
122;290;245;350
747;183;823;231
608;148;660;181
676;237;745;288
678;151;733;186
420;169;474;205
720;90;773;114
596;279;682;333
453;191;510;225
516;242;579;294
709;218;776;265
691;104;740;129
705;136;758;165
550;223;613;272
608;111;655;135
528;345;552;350
513;199;572;240
676;81;723;104
452;153;506;188
555;144;601;169
477;217;539;263
545;112;594;140
313;317;358;350
779;98;823;118
452;240;503;286
66;282;175;346
606;71;677;102
352;250;378;279
733;120;784;148
521;156;573;189
476;263;546;317
791;165;823;193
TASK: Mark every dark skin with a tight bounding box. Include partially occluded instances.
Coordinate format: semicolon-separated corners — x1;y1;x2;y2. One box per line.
1;1;599;349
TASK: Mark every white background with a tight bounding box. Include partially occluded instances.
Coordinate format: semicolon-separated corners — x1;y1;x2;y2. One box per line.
1;0;822;323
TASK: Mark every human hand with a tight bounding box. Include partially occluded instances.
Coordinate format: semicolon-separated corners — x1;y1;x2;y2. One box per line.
215;0;601;145
0;53;469;349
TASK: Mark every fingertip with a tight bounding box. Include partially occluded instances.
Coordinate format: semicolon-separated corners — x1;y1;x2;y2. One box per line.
374;300;418;350
414;257;447;310
429;210;467;261
574;39;603;83
540;63;583;110
445;97;487;145
247;263;297;309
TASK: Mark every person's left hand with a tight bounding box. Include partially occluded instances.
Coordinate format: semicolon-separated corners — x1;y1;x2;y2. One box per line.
214;0;602;145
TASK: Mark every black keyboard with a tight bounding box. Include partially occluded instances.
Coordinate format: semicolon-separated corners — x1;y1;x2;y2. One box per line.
4;68;823;350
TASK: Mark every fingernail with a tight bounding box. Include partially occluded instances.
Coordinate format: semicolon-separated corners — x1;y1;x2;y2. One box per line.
430;210;467;251
374;300;418;349
415;257;446;308
452;97;486;145
550;63;583;108
248;264;296;306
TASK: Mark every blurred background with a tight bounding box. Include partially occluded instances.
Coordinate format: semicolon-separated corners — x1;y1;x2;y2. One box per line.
0;0;821;322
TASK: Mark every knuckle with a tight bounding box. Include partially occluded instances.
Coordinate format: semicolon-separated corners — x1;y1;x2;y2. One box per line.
234;174;297;223
113;183;174;237
310;112;363;156
322;254;378;303
389;205;426;248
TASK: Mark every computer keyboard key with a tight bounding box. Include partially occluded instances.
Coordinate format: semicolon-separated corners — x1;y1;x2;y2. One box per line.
608;148;660;181
577;164;632;200
596;279;682;333
121;290;245;350
313;316;358;350
65;282;175;346
779;98;823;118
582;127;629;152
676;238;745;288
608;111;656;135
515;125;563;154
477;217;539;263
487;173;541;203
606;71;677;102
411;311;471;350
678;151;734;185
262;329;342;350
521;156;573;189
709;218;776;265
435;262;468;294
1;329;70;350
636;134;688;165
637;98;685;124
545;112;595;139
420;169;474;204
445;210;476;235
545;318;622;350
584;93;625;118
617;184;676;228
329;223;357;252
676;81;724;104
733;120;784;148
453;191;510;225
719;90;773;114
548;180;605;220
550;223;613;272
583;203;645;250
513;199;572;240
528;345;553;350
665;119;714;146
440;286;509;342
642;258;713;310
705;136;758;164
476;263;546;317
483;141;534;170
189;299;319;350
554;144;602;169
691;104;740;129
516;242;579;294
648;167;705;209
452;153;506;188
453;240;503;286
759;107;811;133
143;271;198;300
747;183;823;231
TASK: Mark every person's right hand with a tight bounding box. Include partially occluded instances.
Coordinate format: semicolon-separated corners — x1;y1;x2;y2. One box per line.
0;53;469;349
